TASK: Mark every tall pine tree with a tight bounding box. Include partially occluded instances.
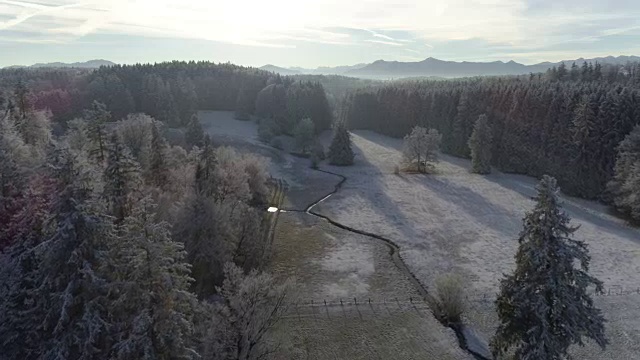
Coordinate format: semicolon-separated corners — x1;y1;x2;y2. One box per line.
148;122;169;189
84;101;111;162
33;146;115;359
491;175;607;359
607;125;640;221
328;122;355;166
103;133;142;223
109;199;197;360
468;114;493;174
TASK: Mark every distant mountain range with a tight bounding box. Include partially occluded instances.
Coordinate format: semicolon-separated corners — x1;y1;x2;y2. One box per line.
262;55;640;79
261;63;369;76
3;59;116;69
259;64;301;75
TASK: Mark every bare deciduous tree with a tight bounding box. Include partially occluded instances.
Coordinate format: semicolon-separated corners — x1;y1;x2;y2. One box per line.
402;126;442;173
200;263;295;360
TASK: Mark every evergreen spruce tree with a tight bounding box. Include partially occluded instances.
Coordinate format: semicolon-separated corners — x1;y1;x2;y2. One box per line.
0;114;30;238
84;101;111;162
194;135;218;198
13;80;30;118
468;114;493;174
607;125;640;221
185;114;204;149
452;91;471;156
293;118;315;154
148;122;169;189
109;198;197;360
30;146;115;359
328;122;354;166
234;86;252;120
104;133;142;223
491;175;607;359
0;175;55;359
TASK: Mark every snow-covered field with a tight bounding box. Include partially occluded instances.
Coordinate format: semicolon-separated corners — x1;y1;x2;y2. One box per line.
200;111;640;358
200;111;471;359
315;130;640;359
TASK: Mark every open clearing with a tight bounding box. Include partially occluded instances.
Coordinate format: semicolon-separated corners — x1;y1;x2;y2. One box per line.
200;111;470;359
200;111;640;359
315;130;640;359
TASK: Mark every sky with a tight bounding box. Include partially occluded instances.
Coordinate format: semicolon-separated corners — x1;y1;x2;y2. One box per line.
1;0;640;68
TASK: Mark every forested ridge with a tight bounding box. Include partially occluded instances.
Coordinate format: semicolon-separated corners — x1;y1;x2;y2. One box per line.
0;61;333;133
345;62;640;200
0;63;307;359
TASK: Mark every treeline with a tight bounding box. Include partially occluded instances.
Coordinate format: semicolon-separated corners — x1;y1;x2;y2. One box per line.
1;62;333;133
0;93;292;358
546;61;640;83
254;76;332;134
345;69;640;199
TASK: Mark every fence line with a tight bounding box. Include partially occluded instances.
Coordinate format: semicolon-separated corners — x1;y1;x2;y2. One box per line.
282;285;640;310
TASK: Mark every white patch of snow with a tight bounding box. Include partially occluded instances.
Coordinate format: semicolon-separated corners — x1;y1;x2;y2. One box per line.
317;240;375;298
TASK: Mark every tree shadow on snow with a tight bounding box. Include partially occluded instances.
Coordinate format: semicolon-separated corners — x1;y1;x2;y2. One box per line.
483;172;640;245
324;138;423;243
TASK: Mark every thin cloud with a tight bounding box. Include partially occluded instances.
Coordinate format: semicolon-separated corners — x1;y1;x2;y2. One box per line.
0;0;639;60
0;1;91;31
365;39;404;46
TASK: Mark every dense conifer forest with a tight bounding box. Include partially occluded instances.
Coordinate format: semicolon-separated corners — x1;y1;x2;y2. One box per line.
2;59;640;359
344;62;640;200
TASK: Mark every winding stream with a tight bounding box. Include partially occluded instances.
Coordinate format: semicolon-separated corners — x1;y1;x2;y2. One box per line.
280;167;491;360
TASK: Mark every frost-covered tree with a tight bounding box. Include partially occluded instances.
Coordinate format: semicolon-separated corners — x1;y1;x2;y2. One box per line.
402;126;442;173
17;110;52;153
491;175;607;359
239;152;270;206
234;86;252;121
293;118;315;154
13;80;30;118
200;263;293;360
0;114;32;243
173;196;236;296
607;125;640;221
104;133;143;222
115;113;155;169
194;136;218;198
84;101;111;162
258;118;279;143
0;174;55;358
328;122;354;166
468;114;493;174
109;199;197;360
3;145;116;360
212;147;251;203
185;114;204;149
64;118;91;153
148;121;170;189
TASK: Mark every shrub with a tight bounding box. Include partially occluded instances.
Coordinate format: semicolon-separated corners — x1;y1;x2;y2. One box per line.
312;141;326;161
269;137;284;150
258;118;279;143
293;118;315;154
428;273;465;326
234;110;250;121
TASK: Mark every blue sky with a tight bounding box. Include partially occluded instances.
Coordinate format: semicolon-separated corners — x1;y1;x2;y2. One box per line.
1;0;640;68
